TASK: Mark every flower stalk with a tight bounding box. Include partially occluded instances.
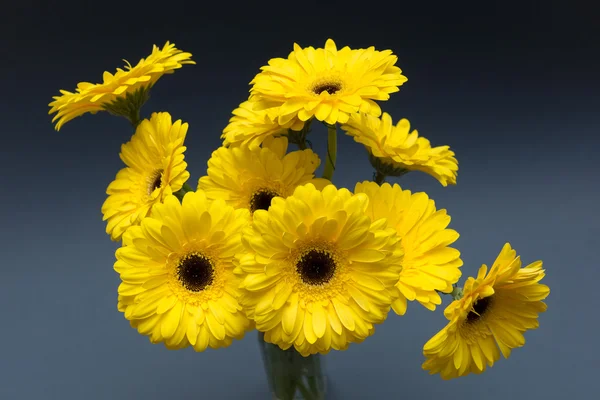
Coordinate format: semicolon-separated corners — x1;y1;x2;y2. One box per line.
102;86;151;129
374;171;386;184
173;182;194;201
450;285;464;301
322;124;337;181
287;120;313;150
258;332;325;400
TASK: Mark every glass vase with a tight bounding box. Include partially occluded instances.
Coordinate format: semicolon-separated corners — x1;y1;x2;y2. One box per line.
258;332;327;400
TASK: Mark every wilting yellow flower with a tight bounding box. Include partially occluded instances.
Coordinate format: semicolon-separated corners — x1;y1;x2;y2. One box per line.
221;100;305;149
101;112;190;241
198;137;329;214
116;192;252;351
235;183;403;356
355;182;462;314
49;41;194;130
341;113;458;186
422;243;550;379
249;39;407;126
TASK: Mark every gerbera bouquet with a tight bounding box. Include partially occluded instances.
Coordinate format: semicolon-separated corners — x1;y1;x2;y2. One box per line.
49;39;550;400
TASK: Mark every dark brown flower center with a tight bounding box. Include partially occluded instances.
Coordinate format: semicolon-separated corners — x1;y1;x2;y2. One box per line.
466;296;493;323
177;253;214;292
312;81;342;95
250;189;279;213
148;169;164;195
297;249;336;285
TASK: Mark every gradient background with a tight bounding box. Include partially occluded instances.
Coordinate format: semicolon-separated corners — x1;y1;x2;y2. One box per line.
2;1;598;399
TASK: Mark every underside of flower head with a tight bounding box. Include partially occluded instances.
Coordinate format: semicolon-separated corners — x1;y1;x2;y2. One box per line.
342;113;458;186
49;42;195;130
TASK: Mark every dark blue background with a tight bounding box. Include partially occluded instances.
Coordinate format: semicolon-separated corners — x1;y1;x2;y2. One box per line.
2;1;598;399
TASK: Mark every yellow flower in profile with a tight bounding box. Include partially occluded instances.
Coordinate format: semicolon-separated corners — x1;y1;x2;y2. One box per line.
422;243;550;379
198;137;329;214
355;182;462;314
341;113;458;186
235;183;403;356
49;42;195;130
101;112;190;241
221;100;305;149
115;192;252;351
249;39;407;126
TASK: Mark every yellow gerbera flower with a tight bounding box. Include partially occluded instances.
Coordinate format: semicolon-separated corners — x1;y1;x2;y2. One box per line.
235;183;403;356
249;39;407;126
115;191;252;351
221;100;305;149
355;182;462;314
422;243;550;379
101;112;190;241
49;41;194;130
341;113;458;186
198;137;330;214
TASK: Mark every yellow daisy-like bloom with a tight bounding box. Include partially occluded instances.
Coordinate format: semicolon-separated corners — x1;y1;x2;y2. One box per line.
235;183;403;356
355;182;462;314
341;113;458;186
49;41;194;130
115;192;253;351
422;243;550;379
249;39;407;126
198;136;329;214
101;112;190;241
221;100;305;149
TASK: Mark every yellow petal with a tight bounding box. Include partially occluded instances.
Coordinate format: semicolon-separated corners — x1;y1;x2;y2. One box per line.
160;300;183;339
156;295;177;314
347;285;371;312
194;325;210;351
282;296;299;336
186;316;198;346
208;300;225;325
243;273;279;291
312;305;327;338
332;298;355;331
206;311;226;341
349;249;386;262
272;284;293;310
304;311;317;344
470;343;484;371
391;296;407;316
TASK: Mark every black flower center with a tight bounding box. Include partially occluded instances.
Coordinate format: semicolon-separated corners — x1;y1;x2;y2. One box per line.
466;296;493;323
250;189;279;213
148;169;164;194
177;253;214;292
297;249;336;285
312;81;342;95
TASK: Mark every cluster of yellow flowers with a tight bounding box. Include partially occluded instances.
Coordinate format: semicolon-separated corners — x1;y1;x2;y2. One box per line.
49;39;549;380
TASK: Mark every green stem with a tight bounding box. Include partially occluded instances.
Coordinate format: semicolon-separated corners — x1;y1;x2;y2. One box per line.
295;380;315;399
307;376;320;398
322;124;337;181
174;182;195;202
287;119;312;150
258;332;325;400
128;108;141;129
450;286;464;300
374;171;386;185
